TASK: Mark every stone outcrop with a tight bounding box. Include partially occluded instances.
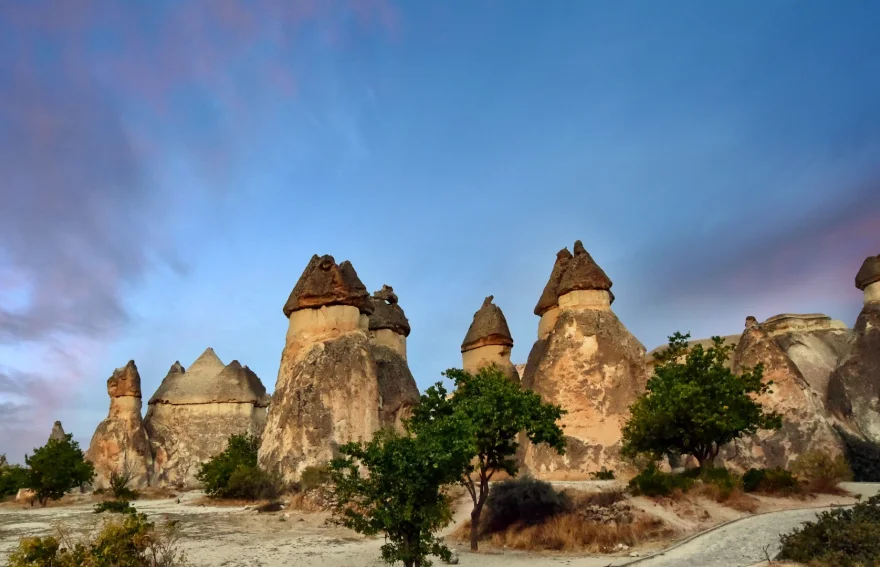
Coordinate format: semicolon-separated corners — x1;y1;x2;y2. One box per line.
724;317;845;469
461;295;519;381
259;254;383;483
49;421;66;442
827;254;880;443
368;285;420;429
144;348;270;488
521;241;647;478
86;361;153;488
0;454;8;469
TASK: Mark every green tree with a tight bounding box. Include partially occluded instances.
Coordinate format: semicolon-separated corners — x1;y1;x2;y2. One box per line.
0;463;30;499
329;424;473;567
196;433;280;500
25;433;95;506
621;332;782;469
408;365;566;552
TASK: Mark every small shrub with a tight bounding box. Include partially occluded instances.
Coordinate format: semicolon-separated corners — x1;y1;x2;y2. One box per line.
485;476;572;532
256;501;283;513
742;467;801;495
109;470;140;501
197;433;280;500
298;464;330;491
589;467;616;480
94;500;137;514
628;465;693;497
777;494;880;565
224;465;282;501
0;464;29;499
791;451;853;494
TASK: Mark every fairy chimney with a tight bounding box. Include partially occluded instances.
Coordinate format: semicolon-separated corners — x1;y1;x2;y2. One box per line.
461;296;519;381
259;254;383;483
368;285;420;429
86;361;153;488
521;240;647;478
856;254;880;305
49;421;66;442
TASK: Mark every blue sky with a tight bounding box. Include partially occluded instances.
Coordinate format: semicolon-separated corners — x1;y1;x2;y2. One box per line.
1;0;879;463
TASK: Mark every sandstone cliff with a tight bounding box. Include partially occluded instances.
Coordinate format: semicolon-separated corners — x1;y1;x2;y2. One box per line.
144;348;270;488
461;295;519;381
521;241;647;478
86;361;153;488
258;254;382;483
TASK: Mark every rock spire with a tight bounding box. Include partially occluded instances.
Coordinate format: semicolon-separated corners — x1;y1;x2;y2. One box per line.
461;296;519;381
49;421;66;442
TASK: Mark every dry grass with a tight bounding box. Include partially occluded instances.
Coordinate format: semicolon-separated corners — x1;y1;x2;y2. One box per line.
690;484;759;513
566;488;627;508
137;487;180;500
192;496;272;507
286;490;330;512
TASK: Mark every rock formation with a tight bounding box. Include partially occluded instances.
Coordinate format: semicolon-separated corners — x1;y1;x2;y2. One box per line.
521;241;647;478
461;295;519;381
144;348;270;487
0;454;8;469
724;316;846;469
86;361;153;488
49;421;66;442
368;285;420;429
827;254;880;443
259;254;383;483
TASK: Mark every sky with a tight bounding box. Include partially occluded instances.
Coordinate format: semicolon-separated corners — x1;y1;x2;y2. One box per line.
1;0;879;463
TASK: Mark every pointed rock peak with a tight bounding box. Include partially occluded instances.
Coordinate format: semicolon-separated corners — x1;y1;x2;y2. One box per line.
189;348;224;374
462;296;514;352
745;316;759;329
49;421;66;441
369;284;410;337
283;254;373;317
855;254;880;290
534;247;573;316
168;361;185;375
107;360;142;398
557;240;613;297
224;359;243;371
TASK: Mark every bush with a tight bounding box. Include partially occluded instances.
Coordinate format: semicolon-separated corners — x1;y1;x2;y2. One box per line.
695;467;740;500
836;425;880;482
742;467;800;495
24;433;95;506
0;464;29;499
298;464;330;491
485;476;572;532
792;451;853;493
197;433;280;500
777;494;880;566
627;465;693;497
109;470;140;501
224;466;282;500
6;511;187;567
589;468;616;480
94;500;137;514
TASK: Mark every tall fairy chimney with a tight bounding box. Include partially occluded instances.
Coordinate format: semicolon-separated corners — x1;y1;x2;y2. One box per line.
461;295;519;381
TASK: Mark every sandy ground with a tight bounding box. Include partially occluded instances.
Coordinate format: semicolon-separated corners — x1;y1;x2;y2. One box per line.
1;482;877;567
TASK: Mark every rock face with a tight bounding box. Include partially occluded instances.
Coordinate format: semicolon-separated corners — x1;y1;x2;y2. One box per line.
521;241;647;479
144;348;270;488
0;454;7;468
49;421;66;442
86;361;153;488
368;285;420;429
259;254;383;483
461;295;519;381
827;254;880;443
724;317;846;469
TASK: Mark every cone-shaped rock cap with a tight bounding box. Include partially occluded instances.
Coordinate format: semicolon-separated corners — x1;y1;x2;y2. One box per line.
107;360;142;398
149;349;269;405
534;248;573;316
283;254;374;317
855;254;880;290
462;295;514;352
557;240;613;297
368;285;411;337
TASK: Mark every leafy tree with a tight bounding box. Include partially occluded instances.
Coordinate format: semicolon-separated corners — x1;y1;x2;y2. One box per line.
621;332;782;469
329;425;473;567
25;433;95;506
408;365;566;551
197;433;279;500
0;463;30;499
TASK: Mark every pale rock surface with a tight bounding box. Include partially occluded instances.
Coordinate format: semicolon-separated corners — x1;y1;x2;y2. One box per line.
0;454;7;469
461;295;519;381
144;349;270;488
49;421;66;442
86;361;153;488
259;254;382;483
521;241;647;478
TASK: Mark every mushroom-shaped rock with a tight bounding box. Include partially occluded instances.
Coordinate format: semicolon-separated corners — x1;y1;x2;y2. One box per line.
534;248;573;316
557;240;613;297
49;421;66;442
856;254;880;305
283;254;373;317
461;296;519;381
369;285;411;338
87;361;153;488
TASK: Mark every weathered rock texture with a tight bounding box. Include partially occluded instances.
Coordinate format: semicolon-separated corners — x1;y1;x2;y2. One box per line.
368;286;420;429
144;348;270;487
49;421;66;442
521;241;647;479
86;361;153;488
259;255;385;483
827;255;880;443
461;295;519;381
724;317;846;469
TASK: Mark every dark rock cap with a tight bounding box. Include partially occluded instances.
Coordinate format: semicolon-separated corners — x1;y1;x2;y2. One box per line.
283;254;373;317
745;316;759;329
107;360;142;398
534;248;573;316
462;295;514;352
557;240;613;297
368;285;411;337
855;254;880;291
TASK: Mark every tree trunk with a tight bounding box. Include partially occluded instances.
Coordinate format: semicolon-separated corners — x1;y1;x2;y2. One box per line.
470;507;481;551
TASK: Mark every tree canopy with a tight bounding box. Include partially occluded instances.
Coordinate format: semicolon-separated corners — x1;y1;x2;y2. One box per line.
25;433;95;505
621;332;782;468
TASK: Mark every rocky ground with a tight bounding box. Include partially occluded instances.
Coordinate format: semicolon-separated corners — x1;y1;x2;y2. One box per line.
1;482;877;567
